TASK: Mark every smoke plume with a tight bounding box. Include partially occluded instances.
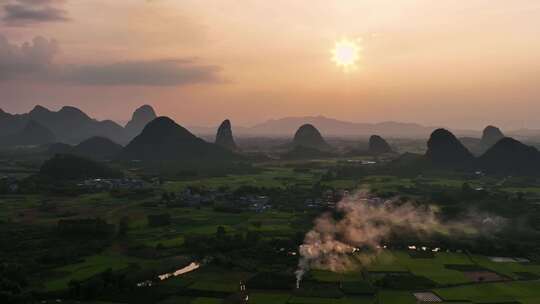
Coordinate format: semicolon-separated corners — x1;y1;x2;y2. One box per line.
295;189;503;287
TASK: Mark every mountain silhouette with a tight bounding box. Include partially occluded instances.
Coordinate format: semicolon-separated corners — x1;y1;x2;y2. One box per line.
481;125;505;148
368;135;393;155
425;128;474;166
0;109;30;138
458;137;483;156
0;105;168;145
215;119;238;151
40;154;122;180
119;117;237;162
72;136;123;160
45;142;73;155
125;105;157;139
478;137;540;175
0;105;126;144
28;105;126;144
0;108;490;144
0;108;7;118
0;120;56;147
292;124;331;151
226;115;480;138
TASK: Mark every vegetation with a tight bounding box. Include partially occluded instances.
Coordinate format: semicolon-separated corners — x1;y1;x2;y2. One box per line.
39;154;123;180
2;135;540;304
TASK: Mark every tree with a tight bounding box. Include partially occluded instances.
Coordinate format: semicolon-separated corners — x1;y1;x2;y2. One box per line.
147;214;171;227
216;226;226;239
118;216;129;237
246;231;261;244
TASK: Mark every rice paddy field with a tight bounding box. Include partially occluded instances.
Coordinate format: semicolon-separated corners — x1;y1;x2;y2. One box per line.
124;248;540;304
140;249;540;303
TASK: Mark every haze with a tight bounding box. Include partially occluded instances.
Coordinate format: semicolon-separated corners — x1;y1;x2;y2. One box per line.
1;0;540;129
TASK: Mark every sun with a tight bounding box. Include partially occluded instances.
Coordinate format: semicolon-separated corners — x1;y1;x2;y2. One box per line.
332;39;361;71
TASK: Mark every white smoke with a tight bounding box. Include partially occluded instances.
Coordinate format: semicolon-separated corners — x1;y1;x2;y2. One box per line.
295;189;503;287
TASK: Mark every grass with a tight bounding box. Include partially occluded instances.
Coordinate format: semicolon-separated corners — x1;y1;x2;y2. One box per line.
341;281;376;295
502;186;540;194
288;296;374;304
321;179;358;189
397;251;474;285
377;290;416;304
188;281;241;293
249;292;291;304
434;280;540;303
162;167;320;192
367;251;408;273
147;235;185;247
190;297;223;304
0;194;42;222
125;207;300;249
310;270;363;283
177;266;253;293
157;296;193;304
470;255;540;279
44;253;158;291
360;175;414;191
367;250;475;285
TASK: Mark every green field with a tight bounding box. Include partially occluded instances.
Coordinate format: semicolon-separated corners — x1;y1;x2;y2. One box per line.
162;167;320;192
44;253;158;291
249;292;292;304
470;255;540;279
3;160;540;304
435;280;540;303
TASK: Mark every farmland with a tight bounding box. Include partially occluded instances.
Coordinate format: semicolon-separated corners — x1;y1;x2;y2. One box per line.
2;159;540;304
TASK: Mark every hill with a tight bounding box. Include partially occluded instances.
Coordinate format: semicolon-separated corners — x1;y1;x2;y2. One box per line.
0;109;28;138
478;137;540;175
459;137;484;156
119;117;238;162
45;143;73;155
292;124;331;151
125;105;157;139
481;125;505;148
0;120;56;147
0;105;161;145
0;105;126;144
233;116;480;138
28;105;126;144
368;135;393;155
425;129;474;167
215;119;238;151
71;136;123;160
40;154;123;180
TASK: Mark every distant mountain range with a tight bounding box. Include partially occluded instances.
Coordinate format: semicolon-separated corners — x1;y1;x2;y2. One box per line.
189;116;483;138
3;105;540;148
424;128;540;175
45;137;123;160
0;120;56;147
0;105;157;146
3;103;539;175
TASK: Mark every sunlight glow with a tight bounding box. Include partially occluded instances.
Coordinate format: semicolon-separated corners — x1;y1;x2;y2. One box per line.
332;39;361;71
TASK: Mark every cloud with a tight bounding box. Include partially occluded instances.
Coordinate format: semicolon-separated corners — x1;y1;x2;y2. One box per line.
62;59;222;86
0;35;59;80
0;35;222;86
2;0;69;26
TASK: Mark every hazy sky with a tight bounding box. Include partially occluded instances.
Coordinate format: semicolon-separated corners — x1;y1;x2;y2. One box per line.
1;0;540;129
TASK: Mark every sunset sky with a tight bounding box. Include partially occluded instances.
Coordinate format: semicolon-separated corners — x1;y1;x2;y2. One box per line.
1;0;540;129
